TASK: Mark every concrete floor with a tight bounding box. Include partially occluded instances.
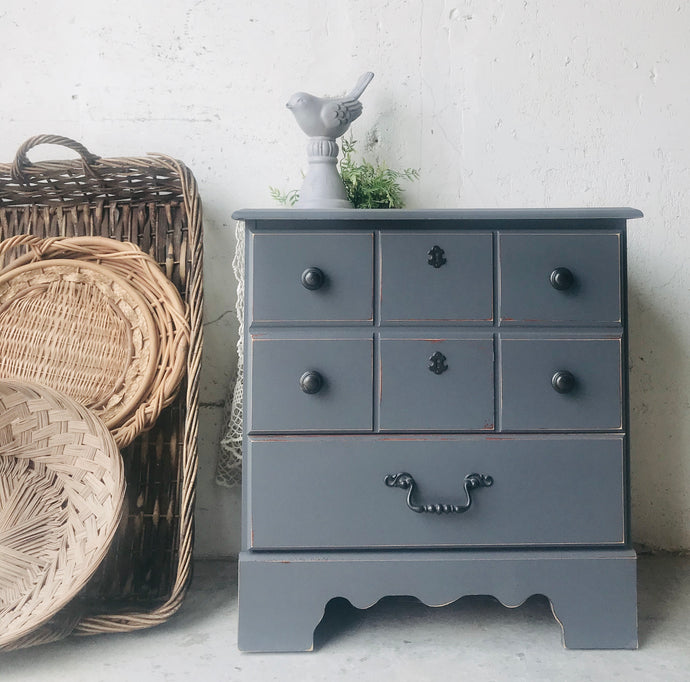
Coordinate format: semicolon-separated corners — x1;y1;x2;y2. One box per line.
1;553;688;681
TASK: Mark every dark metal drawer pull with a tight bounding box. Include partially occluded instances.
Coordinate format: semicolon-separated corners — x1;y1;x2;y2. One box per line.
551;370;576;394
301;267;325;290
384;472;493;514
427;245;446;268
550;266;574;290
428;351;448;375
299;370;323;394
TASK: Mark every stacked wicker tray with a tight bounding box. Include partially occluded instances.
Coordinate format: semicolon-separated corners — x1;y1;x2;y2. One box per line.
0;135;203;649
0;381;126;649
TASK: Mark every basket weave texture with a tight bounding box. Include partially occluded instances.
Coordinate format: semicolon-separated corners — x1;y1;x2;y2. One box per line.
0;258;159;440
0;235;190;447
0;380;125;650
0;135;203;645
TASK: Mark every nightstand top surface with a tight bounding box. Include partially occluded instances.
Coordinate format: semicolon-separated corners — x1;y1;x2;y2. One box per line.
232;207;643;221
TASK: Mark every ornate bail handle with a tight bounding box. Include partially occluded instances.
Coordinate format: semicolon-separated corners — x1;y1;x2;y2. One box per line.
384;472;493;514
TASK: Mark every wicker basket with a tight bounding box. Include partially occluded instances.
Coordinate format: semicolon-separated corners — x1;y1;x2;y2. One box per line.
0;258;160;439
0;135;203;645
0;380;125;650
0;235;190;448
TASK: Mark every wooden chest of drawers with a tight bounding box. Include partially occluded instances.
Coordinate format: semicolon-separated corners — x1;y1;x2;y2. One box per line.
234;208;642;651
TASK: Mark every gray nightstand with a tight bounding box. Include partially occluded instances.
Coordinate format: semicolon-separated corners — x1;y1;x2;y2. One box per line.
234;208;642;651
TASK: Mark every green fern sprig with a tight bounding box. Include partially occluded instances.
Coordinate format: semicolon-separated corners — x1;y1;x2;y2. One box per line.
339;137;419;209
268;186;300;207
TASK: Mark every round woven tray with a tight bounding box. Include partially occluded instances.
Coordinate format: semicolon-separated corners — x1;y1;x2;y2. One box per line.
0;380;125;649
0;235;190;447
0;258;159;442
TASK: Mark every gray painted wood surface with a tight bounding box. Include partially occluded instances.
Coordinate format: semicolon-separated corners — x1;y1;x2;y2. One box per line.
380;232;493;323
248;435;625;549
234;207;643;221
250;231;374;324
249;336;373;432
499;232;622;324
379;336;494;430
500;337;623;430
239;209;641;651
238;549;638;651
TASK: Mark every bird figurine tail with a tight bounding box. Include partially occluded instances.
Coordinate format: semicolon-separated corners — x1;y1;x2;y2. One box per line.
346;72;374;101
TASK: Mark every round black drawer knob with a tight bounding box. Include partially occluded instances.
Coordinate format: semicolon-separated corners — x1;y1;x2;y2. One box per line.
299;370;323;394
552;370;576;394
301;267;325;290
550;267;574;291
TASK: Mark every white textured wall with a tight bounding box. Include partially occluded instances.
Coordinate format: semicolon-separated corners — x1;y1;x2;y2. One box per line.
1;0;688;553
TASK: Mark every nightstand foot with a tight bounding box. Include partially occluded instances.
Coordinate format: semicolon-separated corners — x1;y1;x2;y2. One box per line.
238;552;327;652
546;553;638;649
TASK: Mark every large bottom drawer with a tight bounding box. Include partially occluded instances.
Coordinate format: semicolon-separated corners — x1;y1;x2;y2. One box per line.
247;435;625;550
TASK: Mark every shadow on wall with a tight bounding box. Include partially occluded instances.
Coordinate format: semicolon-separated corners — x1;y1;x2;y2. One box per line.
627;278;690;552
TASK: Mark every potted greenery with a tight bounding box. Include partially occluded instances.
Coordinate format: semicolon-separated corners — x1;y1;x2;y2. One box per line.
271;136;419;209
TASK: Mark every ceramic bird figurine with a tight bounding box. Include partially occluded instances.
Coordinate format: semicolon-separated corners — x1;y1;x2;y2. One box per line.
286;72;374;139
286;71;375;209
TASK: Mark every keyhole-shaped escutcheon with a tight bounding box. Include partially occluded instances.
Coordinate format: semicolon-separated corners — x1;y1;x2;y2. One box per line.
427;245;446;268
429;351;448;375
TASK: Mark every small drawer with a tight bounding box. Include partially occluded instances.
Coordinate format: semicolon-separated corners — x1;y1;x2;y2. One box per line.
380;232;493;323
248;435;625;549
499;233;621;324
379;337;494;431
500;337;622;431
250;232;373;323
248;336;373;432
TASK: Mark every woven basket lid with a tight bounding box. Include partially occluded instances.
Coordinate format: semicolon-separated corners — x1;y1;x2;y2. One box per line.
0;236;190;447
0;259;159;432
0;380;125;648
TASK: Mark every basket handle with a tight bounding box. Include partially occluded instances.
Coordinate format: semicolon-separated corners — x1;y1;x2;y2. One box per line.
11;134;101;185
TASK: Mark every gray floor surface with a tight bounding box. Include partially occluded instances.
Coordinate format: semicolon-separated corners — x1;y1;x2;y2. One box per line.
1;553;688;681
